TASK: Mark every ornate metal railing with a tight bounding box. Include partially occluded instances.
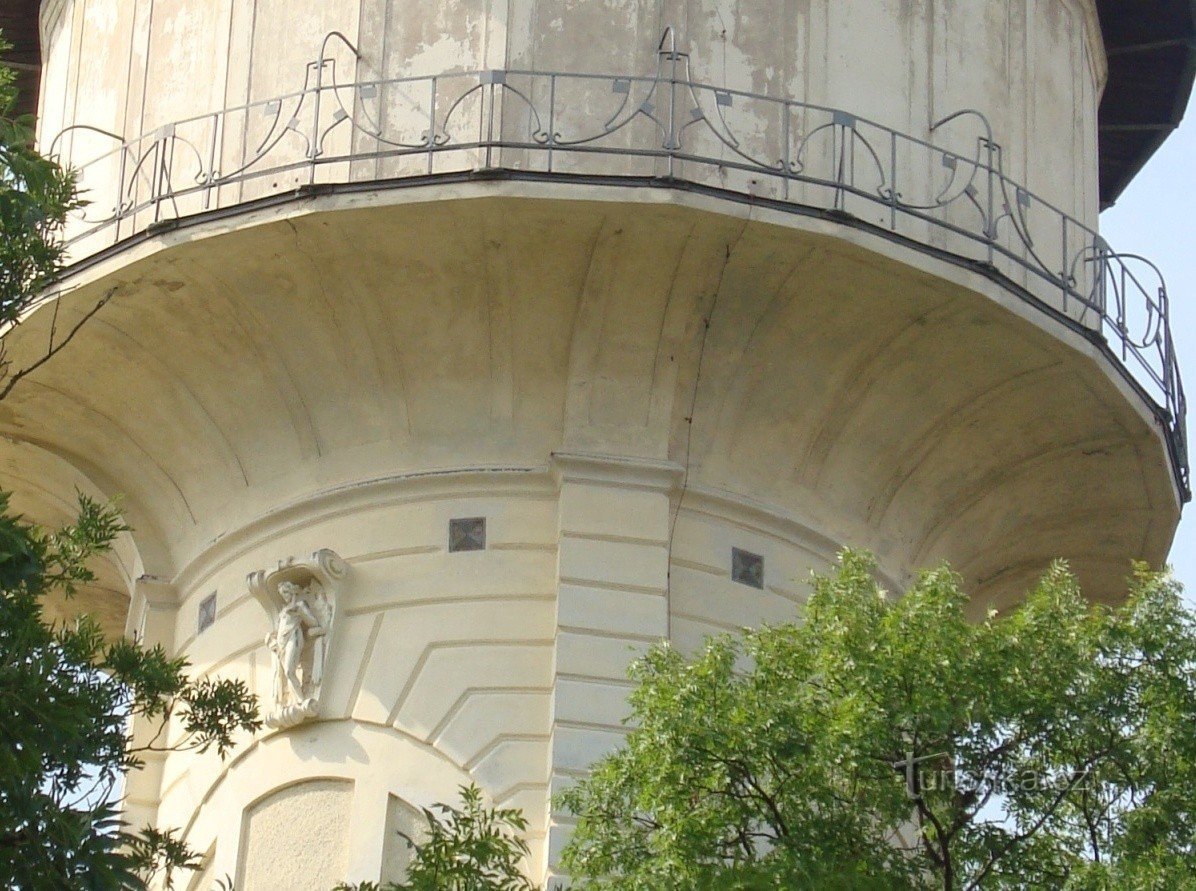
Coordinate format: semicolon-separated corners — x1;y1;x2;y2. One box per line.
49;31;1188;495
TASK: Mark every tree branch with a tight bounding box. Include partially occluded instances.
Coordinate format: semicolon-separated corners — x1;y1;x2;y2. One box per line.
963;753;1110;891
0;287;116;403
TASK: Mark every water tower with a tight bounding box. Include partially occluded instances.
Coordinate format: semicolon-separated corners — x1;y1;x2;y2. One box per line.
4;0;1192;886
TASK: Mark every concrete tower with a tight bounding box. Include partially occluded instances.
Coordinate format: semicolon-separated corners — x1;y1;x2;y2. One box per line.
5;1;1192;887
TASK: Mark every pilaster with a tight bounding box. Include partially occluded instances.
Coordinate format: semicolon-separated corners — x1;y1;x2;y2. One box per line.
544;452;682;881
122;576;179;836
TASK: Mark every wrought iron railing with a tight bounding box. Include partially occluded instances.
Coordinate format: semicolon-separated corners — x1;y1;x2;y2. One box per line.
48;31;1188;496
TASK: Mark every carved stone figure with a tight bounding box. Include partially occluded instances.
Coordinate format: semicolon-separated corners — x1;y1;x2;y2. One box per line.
266;580;330;710
248;549;348;728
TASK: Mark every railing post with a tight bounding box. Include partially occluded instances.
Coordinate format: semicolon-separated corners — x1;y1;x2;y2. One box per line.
310;60;325;185
427;77;437;176
984;138;996;266
547;74;556;174
114;141;129;245
667;49;678;177
832;112;850;211
832;118;842;210
205;112;220;211
1118;264;1129;363
1089;237;1108;346
889;129;898;231
1165;332;1176;414
1093;238;1108;319
781;102;790;201
484;73;495;170
151;136;164;224
1059;215;1069;315
478;74;487;168
1162;291;1176;428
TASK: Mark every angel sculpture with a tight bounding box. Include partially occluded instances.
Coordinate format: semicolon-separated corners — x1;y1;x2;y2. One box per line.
265;579;332;714
250;549;347;728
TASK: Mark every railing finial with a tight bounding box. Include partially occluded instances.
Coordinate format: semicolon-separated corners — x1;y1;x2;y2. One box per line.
930;107;995;148
46;124;126;161
658;25;683;59
317;31;362;67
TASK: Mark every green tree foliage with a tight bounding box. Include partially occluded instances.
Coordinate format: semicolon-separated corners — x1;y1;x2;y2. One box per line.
0;40;260;889
558;552;1196;890
0;34;112;401
337;784;540;891
0;36;75;326
0;491;260;889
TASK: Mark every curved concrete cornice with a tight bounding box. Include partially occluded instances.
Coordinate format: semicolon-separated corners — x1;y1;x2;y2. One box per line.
0;184;1177;606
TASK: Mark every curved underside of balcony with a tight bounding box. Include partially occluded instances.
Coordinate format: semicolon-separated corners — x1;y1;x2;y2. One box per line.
0;184;1179;612
0;438;138;636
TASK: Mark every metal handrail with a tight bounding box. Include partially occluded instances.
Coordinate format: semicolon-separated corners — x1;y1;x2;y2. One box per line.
49;39;1189;497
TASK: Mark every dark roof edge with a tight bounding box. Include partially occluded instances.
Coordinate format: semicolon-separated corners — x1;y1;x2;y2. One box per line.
1097;0;1196;208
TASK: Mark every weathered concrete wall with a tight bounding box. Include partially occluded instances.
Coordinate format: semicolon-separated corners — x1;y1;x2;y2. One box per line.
238;779;354;889
40;0;1104;228
124;462;858;884
148;476;559;883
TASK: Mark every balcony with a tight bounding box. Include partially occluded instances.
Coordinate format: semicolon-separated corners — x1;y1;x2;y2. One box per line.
47;36;1188;499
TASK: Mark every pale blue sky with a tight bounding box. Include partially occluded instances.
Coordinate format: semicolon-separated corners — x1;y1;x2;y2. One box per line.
1100;94;1196;603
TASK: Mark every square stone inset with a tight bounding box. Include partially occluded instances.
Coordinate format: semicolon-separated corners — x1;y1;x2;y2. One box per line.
731;548;764;589
449;517;486;553
197;592;217;634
